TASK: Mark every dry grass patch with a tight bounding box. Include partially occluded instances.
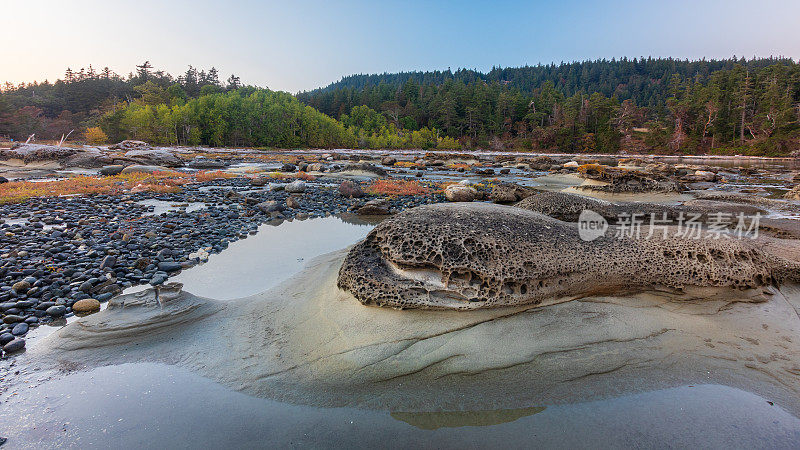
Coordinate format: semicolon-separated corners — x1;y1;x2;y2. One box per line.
366;179;435;196
0;170;236;204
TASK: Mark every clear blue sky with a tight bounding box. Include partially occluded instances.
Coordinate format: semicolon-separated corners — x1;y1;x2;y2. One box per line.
2;0;798;92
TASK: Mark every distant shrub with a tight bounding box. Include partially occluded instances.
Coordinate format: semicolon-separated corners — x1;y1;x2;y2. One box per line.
84;127;108;145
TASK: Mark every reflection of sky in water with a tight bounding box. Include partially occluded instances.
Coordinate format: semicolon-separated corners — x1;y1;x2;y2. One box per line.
1;362;797;448
123;215;376;300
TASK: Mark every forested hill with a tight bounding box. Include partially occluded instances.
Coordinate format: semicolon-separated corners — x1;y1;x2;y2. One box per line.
297;57;800;156
304;57;795;105
2;58;800;155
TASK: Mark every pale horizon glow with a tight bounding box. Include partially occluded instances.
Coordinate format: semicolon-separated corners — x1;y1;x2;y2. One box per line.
1;0;799;93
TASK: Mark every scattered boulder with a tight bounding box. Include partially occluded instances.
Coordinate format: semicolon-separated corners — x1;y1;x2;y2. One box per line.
338;181;364;198
46;305;67;317
692;170;717;182
381;156;397;166
99;255;117;270
0;144;78;163
63;149;113;168
124;149;183;167
187;159;227;169
99;165;125;176
0;176;7;184
250;177;269;187
109;140;150;150
784;185;800;200
12;280;31;293
489;183;534;203
576;163;682;193
357;199;390;215
120;165;171;174
3;338;25;353
335;162;388;177
256;200;284;213
444;184;476;202
285;180;306;193
72;298;101;314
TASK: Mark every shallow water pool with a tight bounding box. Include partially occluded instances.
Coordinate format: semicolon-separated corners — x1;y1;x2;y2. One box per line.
1;362;798;449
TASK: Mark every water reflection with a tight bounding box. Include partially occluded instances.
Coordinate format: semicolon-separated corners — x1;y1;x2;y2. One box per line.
391;406;546;430
167;215;377;299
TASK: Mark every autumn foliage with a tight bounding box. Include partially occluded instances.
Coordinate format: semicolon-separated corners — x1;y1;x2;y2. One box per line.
365;179;433;196
0;170;232;203
84;127;108;145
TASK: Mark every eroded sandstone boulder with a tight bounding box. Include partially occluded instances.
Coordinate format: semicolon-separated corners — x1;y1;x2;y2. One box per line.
338;203;797;310
576;163;681;193
515;190;765;224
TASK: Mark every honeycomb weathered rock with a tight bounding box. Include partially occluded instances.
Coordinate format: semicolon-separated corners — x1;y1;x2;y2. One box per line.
515;190;765;224
337;203;797;310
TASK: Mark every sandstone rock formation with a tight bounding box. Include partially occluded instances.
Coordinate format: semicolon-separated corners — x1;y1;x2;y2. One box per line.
575;163;681;193
515;190;765;223
338;203;797;310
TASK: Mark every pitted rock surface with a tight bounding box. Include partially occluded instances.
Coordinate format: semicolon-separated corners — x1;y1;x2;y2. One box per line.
515;190;765;224
338;203;798;310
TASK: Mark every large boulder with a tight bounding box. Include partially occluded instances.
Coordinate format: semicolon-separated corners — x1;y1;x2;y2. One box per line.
187;158;227;169
99;165;125;176
123;148;183;167
72;298;101;314
333;162;388;177
489;182;534;203
0;144;78;163
576;163;682;193
357;198;390;215
120;165;172;174
63;149;113;168
337;203;797;310
784;185;800;200
109;140;150;150
338;180;364;198
285;180;306;193
515;190;766;224
444;184;476;202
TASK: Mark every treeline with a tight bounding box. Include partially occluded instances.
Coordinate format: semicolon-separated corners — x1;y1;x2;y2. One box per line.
299;57;800;155
100;88;459;149
3;58;800;155
0;62;245;142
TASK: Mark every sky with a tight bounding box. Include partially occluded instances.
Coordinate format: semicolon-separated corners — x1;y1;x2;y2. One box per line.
2;0;799;93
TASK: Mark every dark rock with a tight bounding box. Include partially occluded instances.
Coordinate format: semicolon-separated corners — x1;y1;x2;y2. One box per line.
357;199;390;215
99;255;117;270
3;338;25;353
157;262;182;272
46;305;67;317
338;181;364;198
11;322;28;336
256;201;284;213
99;165;125;176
